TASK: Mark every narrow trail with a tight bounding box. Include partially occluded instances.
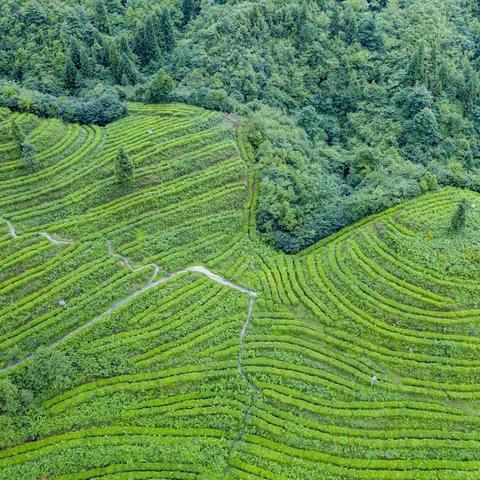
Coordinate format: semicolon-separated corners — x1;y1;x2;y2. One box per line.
40;232;75;245
1;214;74;246
1;212;261;473
0;214;18;239
224;295;261;479
0;243;258;376
107;241;159;282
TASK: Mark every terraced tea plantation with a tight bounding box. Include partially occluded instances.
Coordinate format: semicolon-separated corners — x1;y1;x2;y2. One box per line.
2;104;480;479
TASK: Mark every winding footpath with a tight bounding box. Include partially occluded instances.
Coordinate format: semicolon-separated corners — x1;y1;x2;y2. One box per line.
0;214;18;239
0;218;258;379
1;214;261;474
224;294;261;478
39;232;75;245
1;214;74;245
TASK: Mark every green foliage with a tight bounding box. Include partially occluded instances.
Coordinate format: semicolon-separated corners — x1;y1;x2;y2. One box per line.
133;14;161;67
2;106;480;477
20;140;39;172
18;348;74;397
406;42;427;86
0;81;127;126
0;379;19;415
9;119;24;145
93;0;111;35
1;0;480;249
115;147;134;186
146;69;175;103
451;198;468;232
182;0;201;26
63;55;81;93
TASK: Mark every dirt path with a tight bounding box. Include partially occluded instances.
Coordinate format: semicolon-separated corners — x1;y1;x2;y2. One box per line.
107;241;160;281
1;216;261;474
40;232;75;245
0;214;18;239
0;244;257;375
1;214;74;245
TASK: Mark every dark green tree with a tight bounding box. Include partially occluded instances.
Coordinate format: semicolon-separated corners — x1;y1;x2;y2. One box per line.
155;9;175;53
20;348;74;396
93;0;111;34
117;34;135;59
348;147;380;186
406;42;426;85
451;198;468;232
411;108;440;145
462;62;479;111
146;69;175;103
133;15;160;66
63;38;89;92
0;379;19;415
118;53;138;85
108;40;121;82
298;106;322;141
20;140;39;172
115;35;138;84
63;56;81;92
115;147;134;185
404;86;433;117
182;0;201;26
93;32;111;66
343;5;358;43
434;59;450;95
68;37;90;73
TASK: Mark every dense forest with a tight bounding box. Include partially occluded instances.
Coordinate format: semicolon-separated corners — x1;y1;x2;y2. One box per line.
1;0;479;251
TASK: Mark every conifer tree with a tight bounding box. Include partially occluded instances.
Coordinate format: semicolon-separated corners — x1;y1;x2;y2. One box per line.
406;43;426;85
93;0;111;34
182;0;200;26
115;35;138;84
115;148;134;186
156;9;175;53
462;62;479;111
118;53;138;85
133;15;160;66
63;55;81;92
108;41;121;82
451;198;468;232
93;32;111;66
68;37;90;73
118;34;135;59
64;37;90;92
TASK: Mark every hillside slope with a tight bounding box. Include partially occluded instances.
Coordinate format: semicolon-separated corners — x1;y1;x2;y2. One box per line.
2;106;480;479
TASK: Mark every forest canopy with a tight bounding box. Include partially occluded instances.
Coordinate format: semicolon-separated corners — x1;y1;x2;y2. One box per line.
1;0;479;252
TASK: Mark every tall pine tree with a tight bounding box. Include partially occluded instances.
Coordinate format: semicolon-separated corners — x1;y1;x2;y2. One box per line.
93;0;111;34
155;9;175;53
63;55;81;92
451;198;468;232
115;148;134;186
133;15;160;66
182;0;201;26
406;43;426;86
